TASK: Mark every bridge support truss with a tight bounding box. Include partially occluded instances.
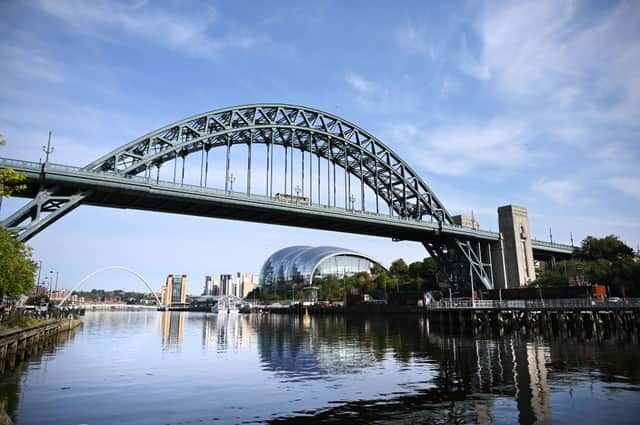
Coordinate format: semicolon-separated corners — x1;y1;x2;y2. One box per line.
423;238;495;292
0;188;88;242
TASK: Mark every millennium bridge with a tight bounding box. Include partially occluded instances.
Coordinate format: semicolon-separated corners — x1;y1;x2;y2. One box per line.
0;104;573;290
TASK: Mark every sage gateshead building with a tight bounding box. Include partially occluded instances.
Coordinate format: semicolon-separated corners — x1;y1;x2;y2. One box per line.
259;246;384;291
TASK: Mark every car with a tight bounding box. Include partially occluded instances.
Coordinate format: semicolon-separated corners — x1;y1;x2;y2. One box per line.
608;297;622;303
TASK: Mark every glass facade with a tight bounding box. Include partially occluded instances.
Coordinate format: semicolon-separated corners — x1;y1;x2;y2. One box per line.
259;246;383;290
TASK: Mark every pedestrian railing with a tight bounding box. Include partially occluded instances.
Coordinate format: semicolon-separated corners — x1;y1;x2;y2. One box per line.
426;298;640;310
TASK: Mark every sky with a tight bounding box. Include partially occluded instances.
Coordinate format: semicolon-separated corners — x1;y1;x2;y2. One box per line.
1;0;639;294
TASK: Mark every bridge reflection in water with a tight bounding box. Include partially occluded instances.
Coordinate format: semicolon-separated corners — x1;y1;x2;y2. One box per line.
156;312;639;424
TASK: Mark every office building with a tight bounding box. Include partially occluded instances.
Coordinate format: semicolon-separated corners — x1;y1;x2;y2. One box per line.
220;274;232;296
161;274;188;305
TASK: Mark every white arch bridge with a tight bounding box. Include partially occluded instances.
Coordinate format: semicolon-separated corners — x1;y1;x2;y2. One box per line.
0;104;574;290
58;266;163;308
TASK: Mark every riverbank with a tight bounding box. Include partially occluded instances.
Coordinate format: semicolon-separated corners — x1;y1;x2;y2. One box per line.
0;318;82;374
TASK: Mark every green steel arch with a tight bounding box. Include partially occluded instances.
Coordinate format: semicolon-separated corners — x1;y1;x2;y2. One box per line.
1;104;506;290
84;104;453;224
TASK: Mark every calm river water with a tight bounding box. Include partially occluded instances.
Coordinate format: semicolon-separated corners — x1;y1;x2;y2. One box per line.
1;311;639;424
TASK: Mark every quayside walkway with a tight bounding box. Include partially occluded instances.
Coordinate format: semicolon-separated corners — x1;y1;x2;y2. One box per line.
425;298;640;335
426;298;640;312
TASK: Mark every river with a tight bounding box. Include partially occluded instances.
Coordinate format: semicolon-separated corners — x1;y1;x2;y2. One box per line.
0;311;638;424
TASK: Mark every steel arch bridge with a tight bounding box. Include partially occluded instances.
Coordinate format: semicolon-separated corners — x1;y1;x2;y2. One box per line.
0;104;573;290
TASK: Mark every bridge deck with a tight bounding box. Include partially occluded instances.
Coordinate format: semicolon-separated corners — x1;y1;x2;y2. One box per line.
1;157;574;255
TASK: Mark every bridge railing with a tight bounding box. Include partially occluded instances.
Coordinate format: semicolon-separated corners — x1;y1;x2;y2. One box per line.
531;238;575;251
0;157;535;241
1;157;447;224
427;298;640;310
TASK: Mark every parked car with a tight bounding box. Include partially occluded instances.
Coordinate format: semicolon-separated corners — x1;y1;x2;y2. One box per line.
608;297;622;303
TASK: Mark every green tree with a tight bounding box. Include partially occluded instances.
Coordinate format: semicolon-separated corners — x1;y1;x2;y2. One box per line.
0;227;37;297
535;266;568;287
580;235;633;262
371;263;386;276
0;135;26;196
422;257;443;290
389;258;408;276
408;261;424;279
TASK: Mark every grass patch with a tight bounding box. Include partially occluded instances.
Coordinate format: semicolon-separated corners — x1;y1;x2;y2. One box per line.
0;315;42;332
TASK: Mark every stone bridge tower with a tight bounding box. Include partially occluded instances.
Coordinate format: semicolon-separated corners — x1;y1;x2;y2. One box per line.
491;205;536;289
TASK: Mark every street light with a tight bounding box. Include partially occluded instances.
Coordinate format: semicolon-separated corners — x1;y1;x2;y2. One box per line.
42;131;54;164
295;185;301;204
49;270;59;296
226;173;236;192
42;276;51;298
35;260;43;295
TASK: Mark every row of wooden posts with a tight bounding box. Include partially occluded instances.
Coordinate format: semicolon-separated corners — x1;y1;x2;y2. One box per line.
0;318;81;373
427;308;640;336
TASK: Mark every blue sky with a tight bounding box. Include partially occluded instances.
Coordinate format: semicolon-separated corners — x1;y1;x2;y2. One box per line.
1;0;639;294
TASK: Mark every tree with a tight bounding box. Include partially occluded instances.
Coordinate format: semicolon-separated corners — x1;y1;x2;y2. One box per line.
371;263;386;276
580;235;633;262
0;227;37;297
422;257;443;290
389;259;408;276
0;135;26;197
408;261;424;279
0;135;35;298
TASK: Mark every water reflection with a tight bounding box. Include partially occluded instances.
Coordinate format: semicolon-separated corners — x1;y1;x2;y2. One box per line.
201;312;256;351
0;326;80;420
249;315;639;424
156;312;639;423
160;311;184;348
4;312;639;425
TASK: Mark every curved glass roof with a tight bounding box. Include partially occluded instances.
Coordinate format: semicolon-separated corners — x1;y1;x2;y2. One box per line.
259;246;383;289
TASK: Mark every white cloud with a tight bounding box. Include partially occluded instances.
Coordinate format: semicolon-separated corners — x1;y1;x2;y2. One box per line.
386;119;529;176
344;72;377;94
34;0;258;58
608;177;640;200
530;178;579;205
464;0;640;125
0;43;64;83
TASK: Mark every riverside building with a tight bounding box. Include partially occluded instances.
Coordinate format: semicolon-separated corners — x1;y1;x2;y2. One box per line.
161;274;188;306
259;246;383;292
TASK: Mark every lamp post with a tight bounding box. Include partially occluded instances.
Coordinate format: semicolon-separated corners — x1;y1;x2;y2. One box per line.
50;270;59;297
48;271;54;297
43;276;50;298
42;131;54;164
226;173;236;192
295;185;301;204
35;260;43;295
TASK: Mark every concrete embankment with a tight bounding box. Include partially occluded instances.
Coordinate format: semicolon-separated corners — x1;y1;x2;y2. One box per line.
261;303;640;336
0;318;81;373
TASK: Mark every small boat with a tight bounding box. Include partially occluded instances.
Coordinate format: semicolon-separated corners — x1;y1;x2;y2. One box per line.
211;302;238;313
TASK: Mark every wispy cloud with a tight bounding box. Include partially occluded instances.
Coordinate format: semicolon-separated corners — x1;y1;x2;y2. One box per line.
344;72;378;94
530;178;580;205
34;0;259;58
0;43;64;83
386;119;530;176
463;0;640;125
608;177;640;200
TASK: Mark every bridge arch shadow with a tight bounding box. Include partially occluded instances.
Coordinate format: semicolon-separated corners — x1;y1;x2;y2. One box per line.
58;266;162;308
